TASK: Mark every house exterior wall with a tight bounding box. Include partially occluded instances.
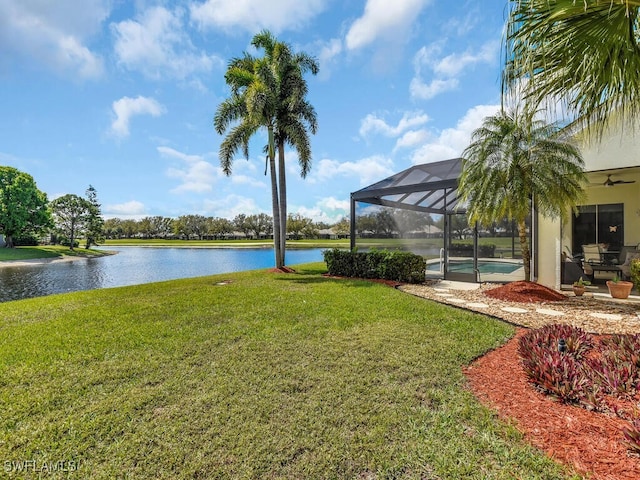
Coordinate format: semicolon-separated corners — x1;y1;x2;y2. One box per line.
537;216;562;288
580;129;640;171
536;127;640;289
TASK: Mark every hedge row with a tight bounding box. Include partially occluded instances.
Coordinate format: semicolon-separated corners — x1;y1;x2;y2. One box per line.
323;248;426;284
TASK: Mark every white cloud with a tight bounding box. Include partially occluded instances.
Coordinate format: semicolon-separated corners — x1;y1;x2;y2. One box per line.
409;77;459;101
231;174;268;189
190;0;327;33
345;0;431;51
359;111;429;138
112;6;221;80
203;194;264;219
316;38;343;79
0;0;107;79
310;155;395;186
104;200;147;219
158;146;219;193
110;96;166;138
292;196;350;224
410;40;499;100
410;104;500;165
433;41;498;77
394;129;431;151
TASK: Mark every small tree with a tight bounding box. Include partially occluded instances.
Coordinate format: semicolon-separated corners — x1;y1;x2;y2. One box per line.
84;185;104;249
0;167;51;248
332;217;350;237
459;109;587;281
233;214;252;238
50;194;91;250
287;213;314;240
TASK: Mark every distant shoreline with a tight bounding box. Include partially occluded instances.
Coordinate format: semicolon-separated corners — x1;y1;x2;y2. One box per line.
0;250;117;268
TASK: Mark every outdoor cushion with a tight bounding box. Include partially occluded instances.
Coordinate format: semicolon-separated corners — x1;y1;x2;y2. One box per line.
623;251;640;266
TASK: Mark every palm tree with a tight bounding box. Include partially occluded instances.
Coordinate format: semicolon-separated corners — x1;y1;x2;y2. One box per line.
214;31;318;269
504;0;640;136
252;31;318;265
458;110;587;281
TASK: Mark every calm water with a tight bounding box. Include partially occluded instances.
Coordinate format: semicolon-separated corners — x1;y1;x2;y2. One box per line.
0;247;326;302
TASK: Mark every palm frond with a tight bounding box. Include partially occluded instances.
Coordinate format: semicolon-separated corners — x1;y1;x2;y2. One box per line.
505;0;640;135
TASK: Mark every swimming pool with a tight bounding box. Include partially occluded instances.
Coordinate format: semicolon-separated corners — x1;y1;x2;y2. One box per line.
426;259;523;275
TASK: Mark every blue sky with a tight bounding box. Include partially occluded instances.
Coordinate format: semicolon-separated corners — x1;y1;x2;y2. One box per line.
0;0;507;223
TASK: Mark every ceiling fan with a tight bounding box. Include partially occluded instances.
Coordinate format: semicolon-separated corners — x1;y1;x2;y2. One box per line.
600;174;636;187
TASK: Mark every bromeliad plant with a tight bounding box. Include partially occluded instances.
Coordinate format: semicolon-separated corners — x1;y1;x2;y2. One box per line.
518;325;640;455
518;324;594;405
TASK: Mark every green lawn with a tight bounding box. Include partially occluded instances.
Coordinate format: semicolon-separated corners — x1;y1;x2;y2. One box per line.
0;245;108;262
0;263;579;479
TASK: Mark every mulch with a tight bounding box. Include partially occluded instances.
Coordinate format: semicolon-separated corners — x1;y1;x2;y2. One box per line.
467;282;640;479
484;280;568;303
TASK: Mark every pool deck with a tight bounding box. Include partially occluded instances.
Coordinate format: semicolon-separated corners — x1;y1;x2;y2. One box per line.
426;257;525;283
401;281;640;334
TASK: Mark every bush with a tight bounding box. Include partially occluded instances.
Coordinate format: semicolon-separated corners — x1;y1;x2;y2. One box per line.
630;258;640;291
13;235;39;246
323;248;426;283
518;324;594;361
518;325;596;406
589;334;640;398
518;325;640;455
59;238;80;248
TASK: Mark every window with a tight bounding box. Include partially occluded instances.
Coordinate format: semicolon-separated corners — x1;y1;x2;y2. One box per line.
572;203;624;252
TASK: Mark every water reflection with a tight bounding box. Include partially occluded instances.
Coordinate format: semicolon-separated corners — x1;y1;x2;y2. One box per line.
0;247;325;302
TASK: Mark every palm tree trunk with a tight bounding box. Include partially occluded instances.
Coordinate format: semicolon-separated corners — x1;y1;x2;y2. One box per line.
268;127;283;268
277;141;287;266
518;218;531;281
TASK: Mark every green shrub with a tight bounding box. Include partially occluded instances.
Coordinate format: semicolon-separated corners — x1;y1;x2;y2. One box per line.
630;258;640;291
13;235;39;246
323;248;426;283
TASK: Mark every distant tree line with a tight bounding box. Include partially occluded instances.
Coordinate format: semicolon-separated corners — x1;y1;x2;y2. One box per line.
354;208;519;240
103;213;347;241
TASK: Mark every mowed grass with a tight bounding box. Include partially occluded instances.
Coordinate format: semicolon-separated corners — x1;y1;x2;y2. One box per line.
0;263;579;479
0;246;107;262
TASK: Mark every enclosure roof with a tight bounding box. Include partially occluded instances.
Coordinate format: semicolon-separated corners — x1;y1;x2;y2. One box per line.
351;157;464;213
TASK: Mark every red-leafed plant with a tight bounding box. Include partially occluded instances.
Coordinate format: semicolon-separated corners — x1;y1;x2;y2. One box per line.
590;334;640;398
518;325;595;405
518;325;640;455
622;418;640;455
518;324;594;361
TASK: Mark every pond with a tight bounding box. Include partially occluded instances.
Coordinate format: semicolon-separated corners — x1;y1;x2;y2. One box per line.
0;247;326;302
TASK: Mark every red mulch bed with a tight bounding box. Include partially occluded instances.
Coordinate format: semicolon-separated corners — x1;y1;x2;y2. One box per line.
466;280;640;479
484;280;567;303
268;266;297;273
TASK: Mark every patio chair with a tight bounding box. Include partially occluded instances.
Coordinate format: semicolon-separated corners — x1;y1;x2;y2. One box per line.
582;244;624;281
581;244;602;277
619;246;640;281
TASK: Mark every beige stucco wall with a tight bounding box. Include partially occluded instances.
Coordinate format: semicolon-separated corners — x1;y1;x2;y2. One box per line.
536;215;562;289
536;126;640;289
579;129;640;171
